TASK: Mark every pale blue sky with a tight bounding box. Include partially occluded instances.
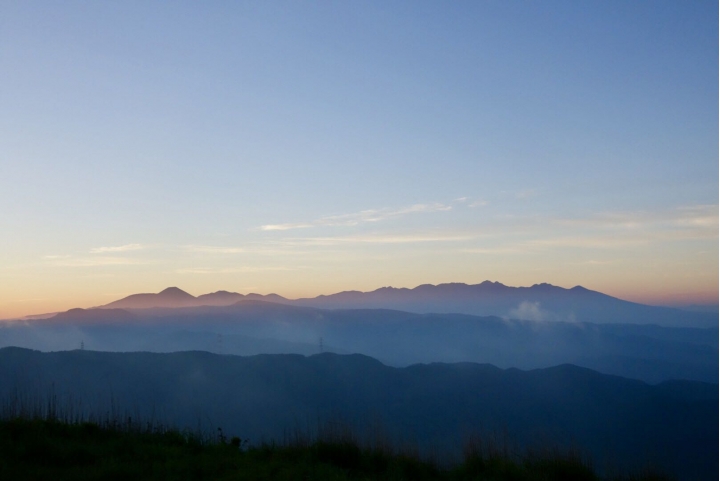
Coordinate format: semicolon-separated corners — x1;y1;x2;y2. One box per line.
0;1;717;317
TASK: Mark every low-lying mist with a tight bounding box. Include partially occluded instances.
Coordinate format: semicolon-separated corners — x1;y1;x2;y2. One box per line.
1;301;716;384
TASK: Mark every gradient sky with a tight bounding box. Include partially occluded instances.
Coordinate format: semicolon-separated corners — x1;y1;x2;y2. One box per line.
1;1;717;319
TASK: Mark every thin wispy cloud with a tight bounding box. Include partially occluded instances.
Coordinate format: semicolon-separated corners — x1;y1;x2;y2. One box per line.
581;260;614;265
281;232;475;246
462;247;526;255
90;243;145;254
319;203;452;226
50;256;150;267
527;236;650;249
260;223;314;231
460;238;637;256
464;233;713;257
457;205;719;256
673;205;718;228
183;245;246;254
176;266;296;274
556;205;719;231
259;202;452;231
181;244;314;256
527;205;719;247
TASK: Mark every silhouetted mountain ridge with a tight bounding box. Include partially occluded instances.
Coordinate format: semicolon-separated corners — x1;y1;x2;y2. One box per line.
103;286;198;309
94;282;716;327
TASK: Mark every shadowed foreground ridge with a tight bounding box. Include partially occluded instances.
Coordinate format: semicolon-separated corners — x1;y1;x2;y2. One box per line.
0;348;715;480
0;416;675;481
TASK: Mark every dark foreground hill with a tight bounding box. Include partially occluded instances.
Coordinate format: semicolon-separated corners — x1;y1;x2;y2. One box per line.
0;348;715;480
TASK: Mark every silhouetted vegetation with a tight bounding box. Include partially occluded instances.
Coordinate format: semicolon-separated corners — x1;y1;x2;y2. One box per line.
0;407;676;481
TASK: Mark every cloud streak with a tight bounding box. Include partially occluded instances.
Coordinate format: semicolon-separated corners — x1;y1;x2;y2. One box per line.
183;245;246;254
50;256;150;267
259;202;452;231
259;223;314;231
176;266;296;274
458;205;718;256
90;243;145;254
462;247;526;255
280;232;475;246
181;244;315;256
555;205;718;231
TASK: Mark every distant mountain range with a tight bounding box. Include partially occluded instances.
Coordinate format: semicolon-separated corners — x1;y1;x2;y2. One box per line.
97;283;717;328
0;347;715;480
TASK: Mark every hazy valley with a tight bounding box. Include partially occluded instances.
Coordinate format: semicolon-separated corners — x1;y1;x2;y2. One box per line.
3;284;717;384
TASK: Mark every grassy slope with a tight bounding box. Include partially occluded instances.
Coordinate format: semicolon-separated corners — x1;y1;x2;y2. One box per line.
0;418;671;481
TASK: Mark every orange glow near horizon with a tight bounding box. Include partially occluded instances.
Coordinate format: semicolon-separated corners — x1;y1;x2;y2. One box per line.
1;2;717;327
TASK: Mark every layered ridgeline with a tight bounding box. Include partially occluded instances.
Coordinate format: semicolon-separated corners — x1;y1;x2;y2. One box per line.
96;283;717;328
2;300;716;384
0;347;716;481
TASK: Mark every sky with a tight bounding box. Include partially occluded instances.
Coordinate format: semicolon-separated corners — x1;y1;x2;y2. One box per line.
0;1;717;318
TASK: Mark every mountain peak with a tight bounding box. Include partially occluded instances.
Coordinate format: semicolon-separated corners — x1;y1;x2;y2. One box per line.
100;287;196;310
158;287;194;298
